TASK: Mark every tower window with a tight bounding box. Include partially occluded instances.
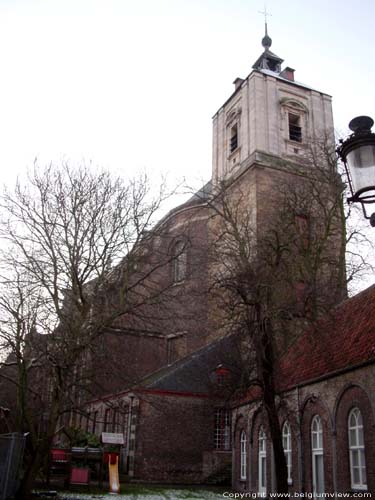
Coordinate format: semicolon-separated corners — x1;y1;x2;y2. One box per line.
230;124;238;153
289;113;302;142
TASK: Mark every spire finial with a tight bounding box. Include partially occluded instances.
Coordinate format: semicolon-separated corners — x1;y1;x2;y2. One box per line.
259;5;272;50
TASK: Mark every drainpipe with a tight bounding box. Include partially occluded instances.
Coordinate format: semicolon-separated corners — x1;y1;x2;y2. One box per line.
296;386;304;492
332;426;337;496
125;395;134;474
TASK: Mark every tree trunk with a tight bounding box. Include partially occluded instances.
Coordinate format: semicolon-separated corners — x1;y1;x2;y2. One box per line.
262;368;289;493
16;447;44;500
257;309;289;493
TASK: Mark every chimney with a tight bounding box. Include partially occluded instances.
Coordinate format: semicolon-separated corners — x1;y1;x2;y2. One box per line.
280;67;295;81
233;77;244;91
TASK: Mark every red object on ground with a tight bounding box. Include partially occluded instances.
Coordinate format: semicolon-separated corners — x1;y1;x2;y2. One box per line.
51;449;67;462
70;467;90;485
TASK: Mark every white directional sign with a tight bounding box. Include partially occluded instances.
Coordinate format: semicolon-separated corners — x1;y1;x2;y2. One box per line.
101;432;125;445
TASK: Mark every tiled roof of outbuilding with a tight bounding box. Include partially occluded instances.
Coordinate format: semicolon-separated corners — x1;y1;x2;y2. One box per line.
278;284;375;390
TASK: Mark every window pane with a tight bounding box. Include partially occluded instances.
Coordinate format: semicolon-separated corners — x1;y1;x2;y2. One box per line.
352;450;359;467
312;419;317;432
349;428;357;446
349;412;357;428
358;427;364;447
362;463;367;484
312;416;323;450
357;410;363;426
283;436;288;450
261;456;266;486
312;433;318;450
316;455;325;494
353;467;360;485
317;432;323;450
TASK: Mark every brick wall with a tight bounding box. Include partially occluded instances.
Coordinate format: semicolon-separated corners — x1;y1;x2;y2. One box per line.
133;392;213;483
231;364;375;494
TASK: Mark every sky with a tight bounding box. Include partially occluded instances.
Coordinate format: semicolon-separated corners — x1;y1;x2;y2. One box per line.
0;0;374;188
0;0;374;294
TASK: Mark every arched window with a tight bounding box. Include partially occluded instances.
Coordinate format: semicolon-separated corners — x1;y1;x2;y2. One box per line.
282;421;292;484
311;415;324;495
258;426;267;494
348;408;367;490
240;430;247;480
172;240;187;283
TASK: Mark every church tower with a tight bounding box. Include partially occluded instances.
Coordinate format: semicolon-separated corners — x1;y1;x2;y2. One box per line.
210;25;346;324
212;27;334;184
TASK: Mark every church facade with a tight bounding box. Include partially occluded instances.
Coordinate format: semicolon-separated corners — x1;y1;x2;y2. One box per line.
75;29;374;495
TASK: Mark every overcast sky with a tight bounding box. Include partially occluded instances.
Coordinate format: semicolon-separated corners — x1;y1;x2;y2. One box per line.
0;0;374;188
0;0;373;291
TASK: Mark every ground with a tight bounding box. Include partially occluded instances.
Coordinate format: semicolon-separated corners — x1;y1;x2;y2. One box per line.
37;485;227;500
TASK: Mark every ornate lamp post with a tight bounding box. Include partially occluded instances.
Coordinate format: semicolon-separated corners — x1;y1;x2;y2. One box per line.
337;116;375;226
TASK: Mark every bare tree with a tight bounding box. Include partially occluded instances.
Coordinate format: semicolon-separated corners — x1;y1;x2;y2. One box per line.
0;162;180;498
205;140;371;493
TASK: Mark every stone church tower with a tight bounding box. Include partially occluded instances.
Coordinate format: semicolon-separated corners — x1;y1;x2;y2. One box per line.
209;26;346;334
212;27;334;184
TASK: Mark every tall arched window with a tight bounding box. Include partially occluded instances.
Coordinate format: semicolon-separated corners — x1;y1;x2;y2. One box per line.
172;240;187;283
282;421;292;484
311;415;324;495
240;430;247;480
348;408;367;490
258;426;267;495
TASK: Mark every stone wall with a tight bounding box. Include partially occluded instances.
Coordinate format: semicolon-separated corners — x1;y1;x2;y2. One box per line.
231;363;375;494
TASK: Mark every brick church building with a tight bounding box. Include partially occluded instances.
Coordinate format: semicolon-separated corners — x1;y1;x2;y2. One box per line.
73;27;374;495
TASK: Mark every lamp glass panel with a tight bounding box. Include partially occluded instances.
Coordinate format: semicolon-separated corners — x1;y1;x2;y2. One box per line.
347;144;375;196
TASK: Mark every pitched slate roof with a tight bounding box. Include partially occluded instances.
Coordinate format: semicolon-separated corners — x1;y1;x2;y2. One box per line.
278;284;375;390
138;334;240;395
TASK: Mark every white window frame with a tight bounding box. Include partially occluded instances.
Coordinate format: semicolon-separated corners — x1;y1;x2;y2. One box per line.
258;426;267;495
282;421;292;485
311;415;325;495
348;408;367;490
240;430;247;480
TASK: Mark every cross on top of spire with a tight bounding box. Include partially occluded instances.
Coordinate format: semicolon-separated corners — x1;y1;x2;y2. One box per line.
259;6;272;50
259;5;272;26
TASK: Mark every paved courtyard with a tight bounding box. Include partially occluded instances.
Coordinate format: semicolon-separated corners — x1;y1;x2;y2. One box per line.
56;486;227;500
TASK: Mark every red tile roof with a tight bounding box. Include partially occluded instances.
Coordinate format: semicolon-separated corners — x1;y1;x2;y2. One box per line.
278;284;375;390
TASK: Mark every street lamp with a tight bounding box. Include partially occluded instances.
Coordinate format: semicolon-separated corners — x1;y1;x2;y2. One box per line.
337;115;375;226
